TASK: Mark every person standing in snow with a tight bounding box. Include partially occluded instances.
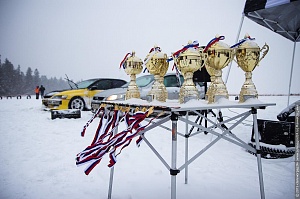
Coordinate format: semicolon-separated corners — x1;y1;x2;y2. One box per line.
39;85;45;98
35;86;40;99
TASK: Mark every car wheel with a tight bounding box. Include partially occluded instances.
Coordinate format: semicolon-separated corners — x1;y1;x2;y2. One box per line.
69;97;85;110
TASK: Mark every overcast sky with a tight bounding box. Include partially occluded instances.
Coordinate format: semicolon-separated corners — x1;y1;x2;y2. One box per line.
0;0;299;95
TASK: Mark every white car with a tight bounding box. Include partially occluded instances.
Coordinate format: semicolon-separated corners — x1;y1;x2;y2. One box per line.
91;73;205;113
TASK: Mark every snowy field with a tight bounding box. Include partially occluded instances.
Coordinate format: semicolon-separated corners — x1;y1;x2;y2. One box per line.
0;95;299;199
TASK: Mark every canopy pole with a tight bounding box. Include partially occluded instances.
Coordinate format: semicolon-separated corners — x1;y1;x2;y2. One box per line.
224;14;245;84
287;41;296;106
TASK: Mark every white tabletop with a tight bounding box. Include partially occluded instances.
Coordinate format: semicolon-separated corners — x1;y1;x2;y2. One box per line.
102;97;276;112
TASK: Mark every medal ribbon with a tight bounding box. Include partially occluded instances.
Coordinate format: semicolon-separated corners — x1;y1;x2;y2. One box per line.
81;107;104;137
230;35;255;48
119;52;132;69
204;36;225;52
167;40;199;62
76;108;155;175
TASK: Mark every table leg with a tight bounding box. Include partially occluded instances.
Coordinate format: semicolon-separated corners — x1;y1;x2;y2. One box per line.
185;113;189;184
108;125;118;199
107;167;115;199
171;113;179;199
252;108;265;199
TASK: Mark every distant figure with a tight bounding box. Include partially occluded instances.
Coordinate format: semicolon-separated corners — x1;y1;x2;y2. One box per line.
35;86;40;99
39;85;45;98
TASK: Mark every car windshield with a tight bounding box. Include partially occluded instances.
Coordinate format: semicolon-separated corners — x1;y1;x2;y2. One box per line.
76;79;98;89
121;75;154;88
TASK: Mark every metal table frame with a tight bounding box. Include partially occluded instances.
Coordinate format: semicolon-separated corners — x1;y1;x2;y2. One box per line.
104;100;276;199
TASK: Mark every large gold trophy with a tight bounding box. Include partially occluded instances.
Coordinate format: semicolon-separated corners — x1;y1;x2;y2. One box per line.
122;51;143;100
144;46;169;102
173;41;206;103
205;35;233;103
234;34;269;102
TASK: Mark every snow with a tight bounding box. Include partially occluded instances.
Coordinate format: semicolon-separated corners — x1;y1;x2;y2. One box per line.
0;95;298;199
116;96;276;111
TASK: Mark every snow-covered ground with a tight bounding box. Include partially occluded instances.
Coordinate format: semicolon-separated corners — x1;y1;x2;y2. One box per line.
0;95;298;199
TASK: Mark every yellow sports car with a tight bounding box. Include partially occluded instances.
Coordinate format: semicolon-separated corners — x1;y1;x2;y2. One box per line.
46;78;126;110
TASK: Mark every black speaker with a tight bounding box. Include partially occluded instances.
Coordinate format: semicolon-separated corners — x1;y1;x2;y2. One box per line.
251;119;295;147
193;66;211;82
51;109;81;119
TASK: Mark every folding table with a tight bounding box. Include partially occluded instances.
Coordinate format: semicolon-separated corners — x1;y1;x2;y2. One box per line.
102;98;276;199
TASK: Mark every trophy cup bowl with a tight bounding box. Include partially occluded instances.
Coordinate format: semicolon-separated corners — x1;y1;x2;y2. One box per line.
123;52;143;100
145;49;169;102
174;42;206;103
205;37;233;103
235;38;269;102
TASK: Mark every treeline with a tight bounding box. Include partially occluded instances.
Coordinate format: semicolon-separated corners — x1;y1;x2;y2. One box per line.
0;57;69;96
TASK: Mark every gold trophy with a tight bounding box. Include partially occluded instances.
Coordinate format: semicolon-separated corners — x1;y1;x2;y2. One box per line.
122;51;143;100
144;46;169;102
234;34;269;102
173;41;206;103
205;35;233;103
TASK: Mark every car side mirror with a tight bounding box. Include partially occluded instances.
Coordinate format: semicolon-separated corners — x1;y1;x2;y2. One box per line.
90;86;98;90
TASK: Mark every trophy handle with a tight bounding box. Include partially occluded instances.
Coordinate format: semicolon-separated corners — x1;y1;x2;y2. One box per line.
171;53;177;67
231;48;238;64
258;43;269;65
199;48;208;68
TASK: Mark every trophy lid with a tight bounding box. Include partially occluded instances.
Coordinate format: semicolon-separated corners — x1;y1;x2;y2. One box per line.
180;47;200;57
126;51;143;66
149;47;167;60
152;51;167;59
238;40;260;50
237;34;260;50
145;46;166;59
208;35;231;51
179;41;201;57
144;46;167;66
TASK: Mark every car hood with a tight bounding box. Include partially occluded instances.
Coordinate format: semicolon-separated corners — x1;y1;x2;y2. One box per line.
54;88;87;96
94;87;127;98
44;89;67;97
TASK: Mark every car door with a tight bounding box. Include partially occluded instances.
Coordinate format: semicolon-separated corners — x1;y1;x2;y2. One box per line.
164;75;183;99
112;79;127;88
87;79;113;106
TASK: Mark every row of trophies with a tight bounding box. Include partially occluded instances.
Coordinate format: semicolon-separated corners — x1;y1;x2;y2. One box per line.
121;34;269;104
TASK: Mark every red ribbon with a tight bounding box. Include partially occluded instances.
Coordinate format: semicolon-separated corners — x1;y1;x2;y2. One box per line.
119;53;131;69
204;36;225;52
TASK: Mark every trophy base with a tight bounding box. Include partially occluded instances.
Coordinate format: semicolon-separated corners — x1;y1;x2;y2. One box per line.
146;91;167;102
179;86;199;103
207;86;229;103
239;73;258;103
146;77;167;102
239;94;258;103
205;85;213;101
179;71;200;103
183;95;199;103
208;94;229;103
207;69;229;103
125;74;141;100
125;89;140;100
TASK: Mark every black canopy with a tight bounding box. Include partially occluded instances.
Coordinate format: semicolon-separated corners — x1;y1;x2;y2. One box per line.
226;0;300;105
243;0;300;42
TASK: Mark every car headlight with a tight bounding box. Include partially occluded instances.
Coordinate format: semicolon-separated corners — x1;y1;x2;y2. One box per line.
106;94;124;101
93;96;105;100
52;95;68;99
